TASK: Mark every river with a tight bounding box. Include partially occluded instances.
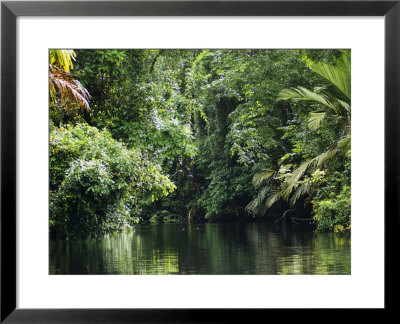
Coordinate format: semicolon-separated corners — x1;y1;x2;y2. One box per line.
49;223;351;275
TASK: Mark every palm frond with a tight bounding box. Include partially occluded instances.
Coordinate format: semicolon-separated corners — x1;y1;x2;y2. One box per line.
290;180;314;206
337;100;350;113
336;49;351;74
292;159;314;183
338;135;351;155
308;112;326;131
314;148;338;168
281;181;298;201
252;169;275;187
308;50;351;103
279;159;314;201
278;87;337;113
49;50;76;72
247;187;267;210
265;190;282;208
49;65;90;112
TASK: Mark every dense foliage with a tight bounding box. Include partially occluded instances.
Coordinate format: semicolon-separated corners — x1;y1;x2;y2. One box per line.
49;124;175;238
49;49;350;238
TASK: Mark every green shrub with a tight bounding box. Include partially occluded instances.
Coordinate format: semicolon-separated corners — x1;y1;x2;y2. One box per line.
50;124;175;238
313;185;351;232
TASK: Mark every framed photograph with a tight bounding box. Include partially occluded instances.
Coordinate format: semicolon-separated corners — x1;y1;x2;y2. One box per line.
1;0;398;322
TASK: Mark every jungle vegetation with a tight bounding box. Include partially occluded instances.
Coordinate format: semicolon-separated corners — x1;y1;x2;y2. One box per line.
49;49;351;238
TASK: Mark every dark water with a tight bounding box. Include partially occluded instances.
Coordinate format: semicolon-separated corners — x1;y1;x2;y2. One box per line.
49;223;351;275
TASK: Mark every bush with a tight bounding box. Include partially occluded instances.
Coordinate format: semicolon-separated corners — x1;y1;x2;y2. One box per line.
313;184;351;232
50;124;175;238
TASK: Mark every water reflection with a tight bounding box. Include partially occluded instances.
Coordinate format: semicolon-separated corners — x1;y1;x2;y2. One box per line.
50;223;350;275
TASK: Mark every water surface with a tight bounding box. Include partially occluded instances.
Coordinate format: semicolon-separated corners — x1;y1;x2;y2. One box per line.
49;223;351;275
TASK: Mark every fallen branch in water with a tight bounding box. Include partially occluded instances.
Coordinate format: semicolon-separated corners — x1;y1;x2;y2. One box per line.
291;217;314;221
275;209;295;224
275;209;314;225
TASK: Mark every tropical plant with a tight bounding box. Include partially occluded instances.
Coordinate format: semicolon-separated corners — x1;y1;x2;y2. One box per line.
49;124;176;238
49;49;90;113
247;50;351;215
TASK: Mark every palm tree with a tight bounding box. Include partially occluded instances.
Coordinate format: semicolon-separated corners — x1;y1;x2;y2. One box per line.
49;49;90;112
247;50;351;213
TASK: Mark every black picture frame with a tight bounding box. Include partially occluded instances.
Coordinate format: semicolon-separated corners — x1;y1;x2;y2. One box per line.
1;0;398;322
